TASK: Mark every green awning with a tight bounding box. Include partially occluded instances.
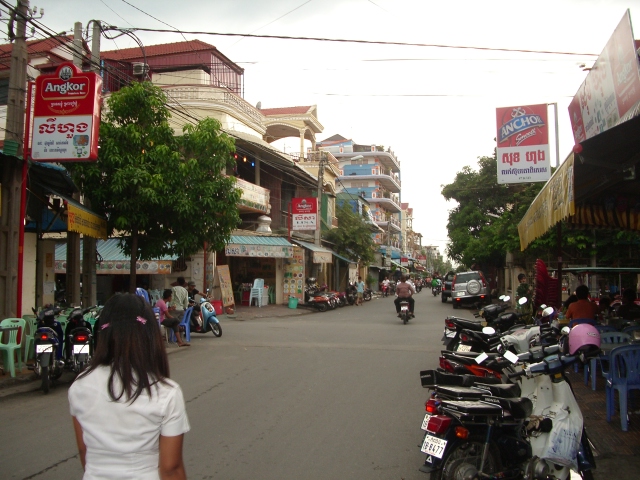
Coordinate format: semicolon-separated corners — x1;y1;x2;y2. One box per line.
332;251;356;264
229;235;292;246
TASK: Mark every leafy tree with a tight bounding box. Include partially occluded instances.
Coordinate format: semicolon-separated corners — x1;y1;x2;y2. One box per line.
325;203;376;265
68;81;241;291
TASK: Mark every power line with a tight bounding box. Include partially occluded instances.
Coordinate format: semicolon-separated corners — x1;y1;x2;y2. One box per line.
102;26;599;57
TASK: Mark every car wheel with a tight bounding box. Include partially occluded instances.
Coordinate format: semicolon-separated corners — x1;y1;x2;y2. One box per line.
441;293;447;303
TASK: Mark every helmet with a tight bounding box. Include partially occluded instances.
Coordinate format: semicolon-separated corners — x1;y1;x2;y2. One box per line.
568;323;601;356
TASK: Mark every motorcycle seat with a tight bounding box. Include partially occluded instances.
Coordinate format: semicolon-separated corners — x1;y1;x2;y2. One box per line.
440;400;503;416
480;396;533;419
435;385;484;400
442;351;500;360
420;369;503;389
472;382;521;398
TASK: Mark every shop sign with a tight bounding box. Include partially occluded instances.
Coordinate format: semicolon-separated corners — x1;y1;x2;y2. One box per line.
400;256;409;266
283;247;305;302
236;177;270;213
496;103;550;184
292;197;318;230
417;255;427;265
225;244;293;258
55;260;172;275
32;63;102;162
67;202;107;239
312;251;332;264
568;10;640;143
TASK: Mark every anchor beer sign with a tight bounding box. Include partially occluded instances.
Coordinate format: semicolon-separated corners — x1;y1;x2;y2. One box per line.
496;104;550;184
31;62;102;161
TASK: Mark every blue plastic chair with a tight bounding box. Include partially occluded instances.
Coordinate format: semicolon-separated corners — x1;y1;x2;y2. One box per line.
0;318;26;377
586;331;631;389
170;306;192;343
596;325;618;334
569;317;597;328
604;344;640;431
136;287;151;304
622;325;640;337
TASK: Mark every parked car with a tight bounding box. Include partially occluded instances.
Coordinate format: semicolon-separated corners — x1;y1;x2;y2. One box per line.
441;271;455;303
451;270;490;308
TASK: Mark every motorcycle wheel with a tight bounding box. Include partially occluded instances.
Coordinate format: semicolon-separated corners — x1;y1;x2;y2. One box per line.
316;303;328;312
429;437;501;480
41;366;50;394
441;294;447;303
211;323;222;337
347;296;355;305
402;312;408;325
580;471;595;480
337;297;346;307
364;291;372;301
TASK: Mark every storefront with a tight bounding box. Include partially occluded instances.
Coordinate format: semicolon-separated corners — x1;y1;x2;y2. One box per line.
293;240;334;289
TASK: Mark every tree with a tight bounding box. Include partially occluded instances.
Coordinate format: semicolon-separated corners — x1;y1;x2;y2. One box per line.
325;203;376;265
68;81;241;291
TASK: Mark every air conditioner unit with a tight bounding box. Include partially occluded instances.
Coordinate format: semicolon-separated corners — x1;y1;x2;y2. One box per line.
132;62;149;76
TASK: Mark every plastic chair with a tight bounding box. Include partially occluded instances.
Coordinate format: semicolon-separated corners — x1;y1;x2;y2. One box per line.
21;314;38;363
249;278;265;307
605;344;640;431
569;317;597;328
622;325;640;336
586;331;631;389
57;315;68;334
136;287;151;304
170;307;192;343
0;318;26;377
268;285;275;304
596;325;618;334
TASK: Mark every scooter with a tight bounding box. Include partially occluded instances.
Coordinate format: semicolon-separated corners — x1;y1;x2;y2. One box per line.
193;297;222;337
31;307;65;394
65;306;95;374
398;299;412;324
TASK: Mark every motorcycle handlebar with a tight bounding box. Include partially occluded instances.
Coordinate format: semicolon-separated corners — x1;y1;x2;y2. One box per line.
508;370;527;379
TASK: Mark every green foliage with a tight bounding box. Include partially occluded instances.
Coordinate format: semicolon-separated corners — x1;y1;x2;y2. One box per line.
325;203;376;265
68;82;241;284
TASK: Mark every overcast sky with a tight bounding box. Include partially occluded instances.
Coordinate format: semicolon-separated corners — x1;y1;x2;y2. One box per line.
25;0;640;259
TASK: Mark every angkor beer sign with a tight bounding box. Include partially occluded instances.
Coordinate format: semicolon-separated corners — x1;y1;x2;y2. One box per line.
496;104;550;184
31;63;102;161
291;197;318;230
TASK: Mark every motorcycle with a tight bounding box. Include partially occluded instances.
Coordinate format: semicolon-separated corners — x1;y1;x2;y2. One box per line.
31;307;65;394
65;306;95;374
363;287;373;301
398;299;412;324
301;280;331;312
381;283;390;297
432;284;442;296
346;282;357;305
193;297;223;337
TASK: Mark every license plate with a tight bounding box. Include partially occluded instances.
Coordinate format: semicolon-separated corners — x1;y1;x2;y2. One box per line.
36;344;53;353
445;329;456;338
73;344;89;354
421;433;448;458
401;306;408;311
421;413;432;431
457;344;472;352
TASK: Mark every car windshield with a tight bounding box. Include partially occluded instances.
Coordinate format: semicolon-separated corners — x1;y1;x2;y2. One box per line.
455;273;479;283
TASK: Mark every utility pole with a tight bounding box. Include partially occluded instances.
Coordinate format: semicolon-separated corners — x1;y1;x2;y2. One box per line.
81;20;100;307
0;0;29;317
314;151;325;247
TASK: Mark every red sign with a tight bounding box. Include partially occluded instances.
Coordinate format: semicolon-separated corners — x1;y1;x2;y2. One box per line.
496;103;550;184
291;197;318;230
31;62;102;161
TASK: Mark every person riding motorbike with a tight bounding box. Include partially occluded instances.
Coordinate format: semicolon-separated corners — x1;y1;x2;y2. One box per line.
381;277;391;296
394;275;416;318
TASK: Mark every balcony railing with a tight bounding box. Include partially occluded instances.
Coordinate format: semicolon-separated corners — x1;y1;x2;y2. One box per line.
235;177;271;214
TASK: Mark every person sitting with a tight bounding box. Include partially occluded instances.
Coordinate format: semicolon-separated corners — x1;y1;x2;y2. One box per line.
616;288;640;320
394;275;416;317
157;289;190;347
565;285;598;324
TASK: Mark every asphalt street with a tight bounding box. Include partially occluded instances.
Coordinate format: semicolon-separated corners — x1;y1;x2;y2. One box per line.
0;290;460;480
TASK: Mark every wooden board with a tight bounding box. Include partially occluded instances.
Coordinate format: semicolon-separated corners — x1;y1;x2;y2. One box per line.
217;265;235;307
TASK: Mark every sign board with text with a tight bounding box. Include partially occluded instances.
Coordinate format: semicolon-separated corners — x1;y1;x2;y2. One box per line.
31;63;102;161
496;103;550;184
291;197;318;230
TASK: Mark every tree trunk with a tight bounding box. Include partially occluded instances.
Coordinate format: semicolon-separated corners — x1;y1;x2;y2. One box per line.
129;227;138;293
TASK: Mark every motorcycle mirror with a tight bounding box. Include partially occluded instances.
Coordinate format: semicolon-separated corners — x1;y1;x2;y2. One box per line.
561;326;571;335
502;295;511;302
518;296;528;305
539;304;547;309
498;295;505;301
482;326;496;335
542;306;555;317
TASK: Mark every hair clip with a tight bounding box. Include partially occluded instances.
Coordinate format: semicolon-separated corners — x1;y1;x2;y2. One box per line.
136;316;147;325
100;322;110;330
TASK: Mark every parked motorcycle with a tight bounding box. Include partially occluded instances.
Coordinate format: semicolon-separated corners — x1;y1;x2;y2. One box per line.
420;324;600;480
193;296;223;337
32;307;65;394
65;306;95;374
301;279;331;312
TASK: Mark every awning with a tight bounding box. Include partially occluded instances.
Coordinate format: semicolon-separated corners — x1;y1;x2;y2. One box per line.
332;251;356;264
294;240;333;264
518;115;640;250
51;190;108;240
225;234;293;258
55;239;178;274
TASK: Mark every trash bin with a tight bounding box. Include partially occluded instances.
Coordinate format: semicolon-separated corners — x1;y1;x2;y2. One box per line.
212;300;223;315
288;297;298;309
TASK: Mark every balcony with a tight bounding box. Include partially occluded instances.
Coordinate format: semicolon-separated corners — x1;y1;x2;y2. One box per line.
367;190;401;212
235;177;271;214
373;215;401;232
338;170;400;193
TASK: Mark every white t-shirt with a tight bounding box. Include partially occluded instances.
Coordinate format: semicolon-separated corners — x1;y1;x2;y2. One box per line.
68;365;190;480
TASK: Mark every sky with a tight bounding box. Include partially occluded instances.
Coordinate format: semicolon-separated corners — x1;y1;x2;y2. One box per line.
20;0;640;260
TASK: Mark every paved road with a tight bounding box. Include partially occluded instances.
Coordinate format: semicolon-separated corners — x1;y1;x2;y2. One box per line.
0;291;464;479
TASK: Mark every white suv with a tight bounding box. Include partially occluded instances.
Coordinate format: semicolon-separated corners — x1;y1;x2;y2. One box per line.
451;271;490;309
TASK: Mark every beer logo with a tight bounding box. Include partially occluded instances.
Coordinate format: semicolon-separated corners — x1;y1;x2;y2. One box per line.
59;65;73;82
498;106;545;146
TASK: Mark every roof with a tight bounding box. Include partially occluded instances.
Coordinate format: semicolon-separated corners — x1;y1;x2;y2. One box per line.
55;239;179;261
0;35;79;72
260;106;313;115
101;39;218;61
294;240;333;254
318;134;350;144
229;235;292;247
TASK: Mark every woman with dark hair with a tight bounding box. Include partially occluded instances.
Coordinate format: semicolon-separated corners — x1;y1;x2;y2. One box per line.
68;293;190;479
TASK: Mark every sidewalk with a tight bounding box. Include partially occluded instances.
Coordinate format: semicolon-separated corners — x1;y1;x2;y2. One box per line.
565;367;640;479
0;304;314;397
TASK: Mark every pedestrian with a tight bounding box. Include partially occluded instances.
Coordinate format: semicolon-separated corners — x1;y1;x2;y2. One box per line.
171;277;189;324
356;275;365;306
157;289;190;347
68;293;190;479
